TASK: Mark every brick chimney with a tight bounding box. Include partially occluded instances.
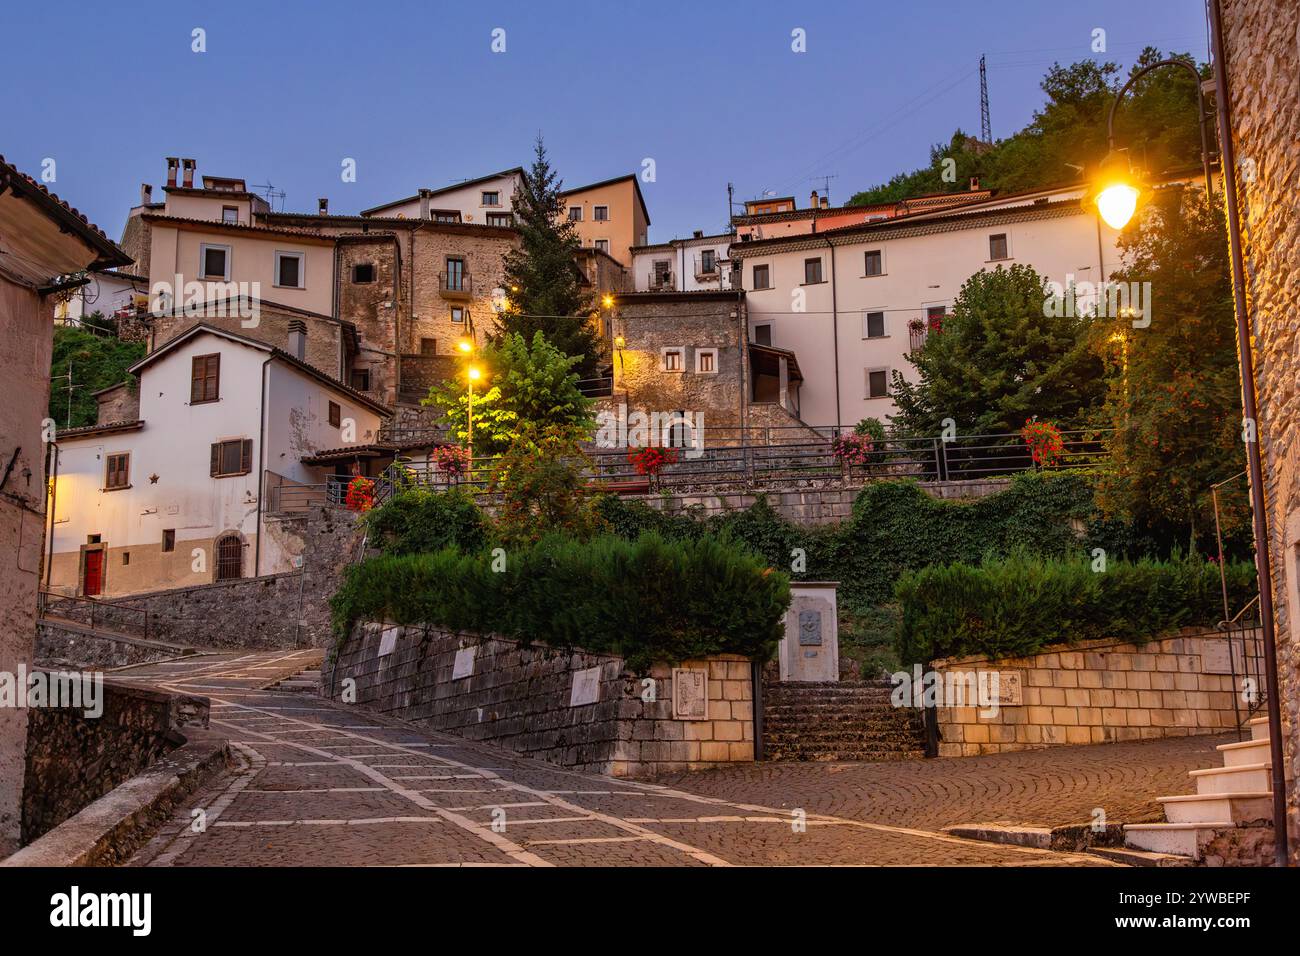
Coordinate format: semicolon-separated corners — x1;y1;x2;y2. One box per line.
140;184;153;206
418;188;432;219
820;195;829;209
318;197;329;215
693;229;703;238
181;158;196;188
809;189;819;208
165;157;179;187
287;319;307;361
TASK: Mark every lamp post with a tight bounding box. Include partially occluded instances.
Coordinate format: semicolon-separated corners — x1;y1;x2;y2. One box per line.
466;365;481;447
1092;19;1289;864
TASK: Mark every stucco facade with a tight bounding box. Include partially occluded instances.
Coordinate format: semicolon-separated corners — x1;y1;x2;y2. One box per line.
561;175;650;266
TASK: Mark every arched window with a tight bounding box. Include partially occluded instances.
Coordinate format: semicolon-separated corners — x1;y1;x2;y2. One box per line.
216;534;243;581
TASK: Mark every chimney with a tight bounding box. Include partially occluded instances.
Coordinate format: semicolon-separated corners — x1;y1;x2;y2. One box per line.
318;197;329;215
165;157;179;187
969;176;981;191
810;189;818;208
287;319;307;361
418;188;432;220
819;195;829;209
140;183;153;206
693;229;703;239
181;158;196;188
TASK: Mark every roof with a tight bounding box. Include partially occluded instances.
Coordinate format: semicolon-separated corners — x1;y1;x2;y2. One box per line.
91;268;149;283
359;167;526;217
140;214;337;243
151;294;339;326
261;211;518;240
0;154;132;270
561;174;651;226
128;323;392;417
57;420;145;441
631;232;732;253
748;343;803;381
733;190;992;226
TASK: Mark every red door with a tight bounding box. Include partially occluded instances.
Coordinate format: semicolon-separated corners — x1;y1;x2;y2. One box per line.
83;550;103;596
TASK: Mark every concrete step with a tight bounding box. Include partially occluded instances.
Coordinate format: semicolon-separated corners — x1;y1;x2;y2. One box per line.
1217;737;1271;767
1190;762;1274;795
1249;716;1270;741
1124;822;1233;859
1088;846;1196;868
1158;792;1274;825
763;749;925;762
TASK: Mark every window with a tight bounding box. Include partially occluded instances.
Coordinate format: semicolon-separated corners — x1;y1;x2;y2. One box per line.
867;368;890;399
593;205;609;221
864;311;886;338
864;249;883;276
122;552;130;566
989;233;1009;260
210;439;253;478
275;251;305;288
696;348;718;374
222;206;239;224
105;453;130;490
88;534;101;544
487;213;513;227
752;264;771;290
216;534;242;581
594;239;610;254
199;243;230;280
753;324;772;346
662;348;684;372
328;401;341;428
481;190;500;206
927;305;946;332
803;258;823;284
191;353;220;404
567;206;583;222
420;337;438;355
700;250;716;273
352;263;375;283
450;307;465;324
351;369;371;391
445;257;466;291
653;260;671;285
162;529;176;553
433;211;461;223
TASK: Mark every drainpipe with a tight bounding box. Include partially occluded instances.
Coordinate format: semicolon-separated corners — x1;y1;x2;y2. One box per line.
253;357;271;577
44;442;59;589
824;236;842;432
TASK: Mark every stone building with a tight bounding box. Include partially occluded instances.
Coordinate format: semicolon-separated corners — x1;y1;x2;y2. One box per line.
1218;0;1300;861
0;155;132;857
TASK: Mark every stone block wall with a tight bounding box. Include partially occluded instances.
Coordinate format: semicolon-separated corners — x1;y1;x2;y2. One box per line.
22;677;208;844
323;623;755;777
932;629;1257;757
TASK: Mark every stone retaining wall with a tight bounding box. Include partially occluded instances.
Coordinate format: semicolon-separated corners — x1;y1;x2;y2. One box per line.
35;621;191;669
323;623;755;777
22;676;208;844
932;629;1257;757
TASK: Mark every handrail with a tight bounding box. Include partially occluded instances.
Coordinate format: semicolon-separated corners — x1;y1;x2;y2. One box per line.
37;589;150;642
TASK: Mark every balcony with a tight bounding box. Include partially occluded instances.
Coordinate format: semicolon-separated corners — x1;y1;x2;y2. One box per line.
908;320;928;354
648;271;676;292
438;271;472;301
693;256;720;279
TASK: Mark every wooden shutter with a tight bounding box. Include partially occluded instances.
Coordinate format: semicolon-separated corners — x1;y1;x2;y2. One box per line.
210;443;219;477
240;439;253;474
192;356;205;403
192;354;220;403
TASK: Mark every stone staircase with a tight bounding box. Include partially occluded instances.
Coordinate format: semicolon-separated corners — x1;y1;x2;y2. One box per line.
270;666;322;693
762;680;927;761
1124;716;1280;861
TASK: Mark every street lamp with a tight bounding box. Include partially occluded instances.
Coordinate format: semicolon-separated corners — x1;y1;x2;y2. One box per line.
466;365;482;446
457;337;474;354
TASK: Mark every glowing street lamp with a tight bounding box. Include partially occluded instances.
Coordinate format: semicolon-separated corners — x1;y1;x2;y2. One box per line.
457;337;474;354
466;365;483;445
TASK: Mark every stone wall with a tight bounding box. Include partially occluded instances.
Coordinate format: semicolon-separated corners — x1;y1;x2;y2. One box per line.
323;623;755;777
337;234;401;404
36;621;192;669
151;303;346;380
932;629;1257;757
94;382;140;426
1220;0;1300;862
21;676;208;844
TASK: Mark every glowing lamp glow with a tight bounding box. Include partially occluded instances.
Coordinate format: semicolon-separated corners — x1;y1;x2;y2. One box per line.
457;338;473;353
1096;182;1141;230
602;294;615;309
614;335;625;350
467;366;482;382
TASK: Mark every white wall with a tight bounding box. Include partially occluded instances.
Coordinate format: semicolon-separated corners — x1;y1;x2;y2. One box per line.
632;237;732;292
264;363;384;486
366;172;522;223
57;272;145;321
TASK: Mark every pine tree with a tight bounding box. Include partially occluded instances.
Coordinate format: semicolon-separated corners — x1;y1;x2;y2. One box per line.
496;136;600;376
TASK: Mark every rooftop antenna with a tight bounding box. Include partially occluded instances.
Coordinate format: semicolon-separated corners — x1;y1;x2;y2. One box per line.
251;181;286;212
980;54;992;144
809;173;838;206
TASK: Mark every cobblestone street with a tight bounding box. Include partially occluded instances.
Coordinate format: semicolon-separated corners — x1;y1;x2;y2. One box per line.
119;651;1226;867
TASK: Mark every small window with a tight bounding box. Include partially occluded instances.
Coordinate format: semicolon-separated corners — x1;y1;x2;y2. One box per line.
162;529;176;553
864;311;886;338
191;353;220;404
105;453;130;490
803;258;823;284
481;190;500;206
567;206;583;222
989;233;1009;260
216;534;242;581
593;205;609;221
450;307;465;324
696;348;718;374
328;401;341;428
865;250;883;276
653;260;671;282
700;250;716;273
420;337;438;356
444;257;466;291
662;348;684;372
275;251;304;288
753;264;771;290
352;263;375;283
199;243;230;280
434;211;462;223
122;551;130;566
867;369;889;399
927;305;946;332
87;534;101;544
210;439;253;478
753;324;772;346
487;213;513;227
594;239;610;253
351;369;371;391
222;206;239;224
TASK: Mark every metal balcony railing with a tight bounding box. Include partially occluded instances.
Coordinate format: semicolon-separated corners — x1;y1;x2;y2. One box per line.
438;271;472;298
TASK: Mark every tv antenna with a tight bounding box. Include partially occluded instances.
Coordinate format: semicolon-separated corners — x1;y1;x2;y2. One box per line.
980;55;992;143
251;181;286;212
809;174;838;206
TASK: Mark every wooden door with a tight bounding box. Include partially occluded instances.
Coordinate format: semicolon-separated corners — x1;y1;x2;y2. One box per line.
83;549;104;596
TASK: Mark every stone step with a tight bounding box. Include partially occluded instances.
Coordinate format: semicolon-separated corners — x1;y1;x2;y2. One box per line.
763;749;925;762
1190;762;1274;796
1087;846;1196;868
1249;716;1270;741
1158;792;1274;825
1123;822;1233;860
1217;737;1271;768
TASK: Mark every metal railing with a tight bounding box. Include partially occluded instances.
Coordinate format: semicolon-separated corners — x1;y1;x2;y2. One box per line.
37;590;151;642
1218;594;1266;740
438;271;472;296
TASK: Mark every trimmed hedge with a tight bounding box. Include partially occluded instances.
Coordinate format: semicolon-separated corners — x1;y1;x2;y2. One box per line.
331;533;790;672
894;554;1257;664
361;487;489;556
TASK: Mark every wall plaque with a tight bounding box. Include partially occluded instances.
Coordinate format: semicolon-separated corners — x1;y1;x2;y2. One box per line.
672;668;709;719
798;609;823;646
378;625;399;658
569;665;602;707
452;646;476;680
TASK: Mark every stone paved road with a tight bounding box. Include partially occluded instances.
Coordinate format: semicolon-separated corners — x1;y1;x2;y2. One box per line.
116;651;1224;867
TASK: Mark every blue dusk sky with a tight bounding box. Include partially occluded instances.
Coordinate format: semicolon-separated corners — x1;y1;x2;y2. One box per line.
2;0;1209;244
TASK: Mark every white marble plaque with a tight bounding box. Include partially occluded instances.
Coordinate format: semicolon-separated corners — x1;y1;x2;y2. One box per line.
672;668;709;720
570;666;602;707
452;646;476;680
1201;639;1233;675
980;670;1023;706
378;626;399;658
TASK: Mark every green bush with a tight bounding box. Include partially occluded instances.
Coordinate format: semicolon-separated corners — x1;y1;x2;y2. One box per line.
361;488;489;556
894;554;1256;664
331;533;790;672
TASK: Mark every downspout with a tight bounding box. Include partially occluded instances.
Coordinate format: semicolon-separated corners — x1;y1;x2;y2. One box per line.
44;442;59;589
253;357;271;577
824;236;842;431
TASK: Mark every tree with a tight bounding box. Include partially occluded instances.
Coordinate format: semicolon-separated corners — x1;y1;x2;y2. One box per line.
496;136;600;375
850;49;1209;206
424;330;595;456
1091;188;1246;553
489;425;606;548
48;319;146;428
888;264;1104;439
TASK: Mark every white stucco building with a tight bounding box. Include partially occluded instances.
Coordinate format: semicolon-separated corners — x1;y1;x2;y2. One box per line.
54;268;149;325
359;168;524;226
631;231;734;292
46;324;389;597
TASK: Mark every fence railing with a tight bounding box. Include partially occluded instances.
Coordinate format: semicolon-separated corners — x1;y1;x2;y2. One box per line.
1218;594;1266;740
37;590;151;642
